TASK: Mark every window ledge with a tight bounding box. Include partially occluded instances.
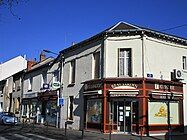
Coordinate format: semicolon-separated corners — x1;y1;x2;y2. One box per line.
182;69;187;73
68;83;75;87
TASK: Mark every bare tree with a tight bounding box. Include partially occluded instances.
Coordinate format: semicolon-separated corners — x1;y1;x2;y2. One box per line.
0;0;27;20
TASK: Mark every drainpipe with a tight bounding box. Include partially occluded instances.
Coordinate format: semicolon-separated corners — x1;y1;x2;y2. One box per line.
59;53;64;128
141;31;145;78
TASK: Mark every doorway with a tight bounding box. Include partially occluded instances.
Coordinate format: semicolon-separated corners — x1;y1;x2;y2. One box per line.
111;100;138;133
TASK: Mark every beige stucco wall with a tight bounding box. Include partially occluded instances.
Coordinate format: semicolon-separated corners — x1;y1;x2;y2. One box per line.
61;40;102;130
104;35;142;78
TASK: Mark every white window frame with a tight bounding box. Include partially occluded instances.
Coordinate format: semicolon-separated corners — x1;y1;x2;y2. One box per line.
69;60;76;84
183;56;187;70
41;73;47;88
92;52;100;79
28;77;33;91
118;48;131;77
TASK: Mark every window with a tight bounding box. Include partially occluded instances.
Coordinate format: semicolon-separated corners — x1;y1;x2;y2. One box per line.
118;48;132;77
183;56;187;70
68;96;74;120
93;52;100;79
13;81;16;91
87;99;102;123
69;60;76;84
28;77;33;91
53;70;60;82
17;78;21;91
41;72;47;88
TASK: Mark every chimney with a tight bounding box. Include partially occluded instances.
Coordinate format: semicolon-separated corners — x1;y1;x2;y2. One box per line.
40;51;46;62
27;60;36;71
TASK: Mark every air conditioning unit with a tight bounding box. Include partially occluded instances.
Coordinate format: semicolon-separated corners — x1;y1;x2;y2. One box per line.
173;69;183;80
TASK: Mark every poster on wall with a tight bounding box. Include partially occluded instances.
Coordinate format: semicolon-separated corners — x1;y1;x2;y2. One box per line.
148;101;179;125
87;99;102;123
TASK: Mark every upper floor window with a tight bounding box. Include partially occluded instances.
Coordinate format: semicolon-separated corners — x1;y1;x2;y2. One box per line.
118;48;132;77
69;60;76;84
183;56;187;70
53;70;60;82
28;77;33;91
68;96;74;120
93;52;100;79
41;72;47;88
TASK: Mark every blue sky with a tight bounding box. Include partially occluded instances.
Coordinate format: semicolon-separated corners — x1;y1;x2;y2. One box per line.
0;0;187;62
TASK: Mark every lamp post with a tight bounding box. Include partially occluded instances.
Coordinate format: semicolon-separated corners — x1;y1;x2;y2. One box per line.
166;85;173;140
43;49;64;128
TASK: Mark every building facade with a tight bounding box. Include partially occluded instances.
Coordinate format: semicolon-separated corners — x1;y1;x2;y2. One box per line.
0;56;27;113
21;55;59;126
58;22;187;135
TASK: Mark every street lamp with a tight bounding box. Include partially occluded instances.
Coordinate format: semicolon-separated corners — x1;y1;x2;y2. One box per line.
43;49;59;56
43;49;63;128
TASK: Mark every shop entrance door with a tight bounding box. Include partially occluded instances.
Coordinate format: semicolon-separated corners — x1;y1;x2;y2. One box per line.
112;100;134;133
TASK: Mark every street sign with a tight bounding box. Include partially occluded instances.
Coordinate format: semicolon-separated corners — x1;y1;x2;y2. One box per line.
59;98;64;106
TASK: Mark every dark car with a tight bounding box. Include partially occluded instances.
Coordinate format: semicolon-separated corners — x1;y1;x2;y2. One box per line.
0;112;18;125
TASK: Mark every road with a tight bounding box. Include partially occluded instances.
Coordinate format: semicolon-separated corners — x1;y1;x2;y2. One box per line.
0;124;65;140
0;124;187;140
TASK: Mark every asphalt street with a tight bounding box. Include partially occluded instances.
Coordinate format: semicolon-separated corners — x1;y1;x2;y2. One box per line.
0;124;186;140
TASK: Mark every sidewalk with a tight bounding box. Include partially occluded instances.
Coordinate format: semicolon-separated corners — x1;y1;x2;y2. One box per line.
14;124;187;140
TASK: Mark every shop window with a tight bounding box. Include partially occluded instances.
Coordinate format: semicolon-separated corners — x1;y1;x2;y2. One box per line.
69;60;76;84
183;56;187;70
87;99;102;123
93;52;100;79
22;104;27;116
148;101;179;125
118;48;132;77
69;96;74;120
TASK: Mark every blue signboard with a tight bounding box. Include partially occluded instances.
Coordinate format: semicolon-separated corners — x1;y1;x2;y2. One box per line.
59;98;64;106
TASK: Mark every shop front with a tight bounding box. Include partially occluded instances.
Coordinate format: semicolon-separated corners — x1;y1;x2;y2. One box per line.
38;90;58;126
83;78;184;135
21;92;39;123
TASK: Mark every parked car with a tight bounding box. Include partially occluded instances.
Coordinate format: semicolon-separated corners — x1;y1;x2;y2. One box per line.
0;112;18;125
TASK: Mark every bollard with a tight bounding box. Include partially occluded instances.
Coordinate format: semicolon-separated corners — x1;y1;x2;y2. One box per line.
65;122;67;137
81;129;84;139
140;126;143;140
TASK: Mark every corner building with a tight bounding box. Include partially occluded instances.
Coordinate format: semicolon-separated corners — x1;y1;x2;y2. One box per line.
59;22;187;135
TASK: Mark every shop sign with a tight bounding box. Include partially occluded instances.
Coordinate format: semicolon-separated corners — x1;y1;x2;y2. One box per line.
43;83;49;89
111;83;138;89
84;83;102;91
155;84;175;91
58;98;64;106
110;91;138;97
52;81;61;89
23;92;37;98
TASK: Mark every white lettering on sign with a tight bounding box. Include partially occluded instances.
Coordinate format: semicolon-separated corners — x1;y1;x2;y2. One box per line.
155;84;175;91
111;83;138;89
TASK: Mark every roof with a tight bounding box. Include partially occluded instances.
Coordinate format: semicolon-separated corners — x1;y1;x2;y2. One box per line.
60;21;187;54
0;56;27;81
26;57;54;74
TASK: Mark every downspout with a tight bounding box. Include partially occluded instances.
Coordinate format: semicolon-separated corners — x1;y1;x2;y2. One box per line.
59;53;64;128
141;31;145;78
101;34;107;79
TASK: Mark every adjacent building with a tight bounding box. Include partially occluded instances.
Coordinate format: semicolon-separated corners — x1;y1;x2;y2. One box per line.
58;22;187;135
0;56;27;114
21;53;58;126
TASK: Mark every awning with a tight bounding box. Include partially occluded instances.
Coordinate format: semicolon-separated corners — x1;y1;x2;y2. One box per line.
83;90;102;95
